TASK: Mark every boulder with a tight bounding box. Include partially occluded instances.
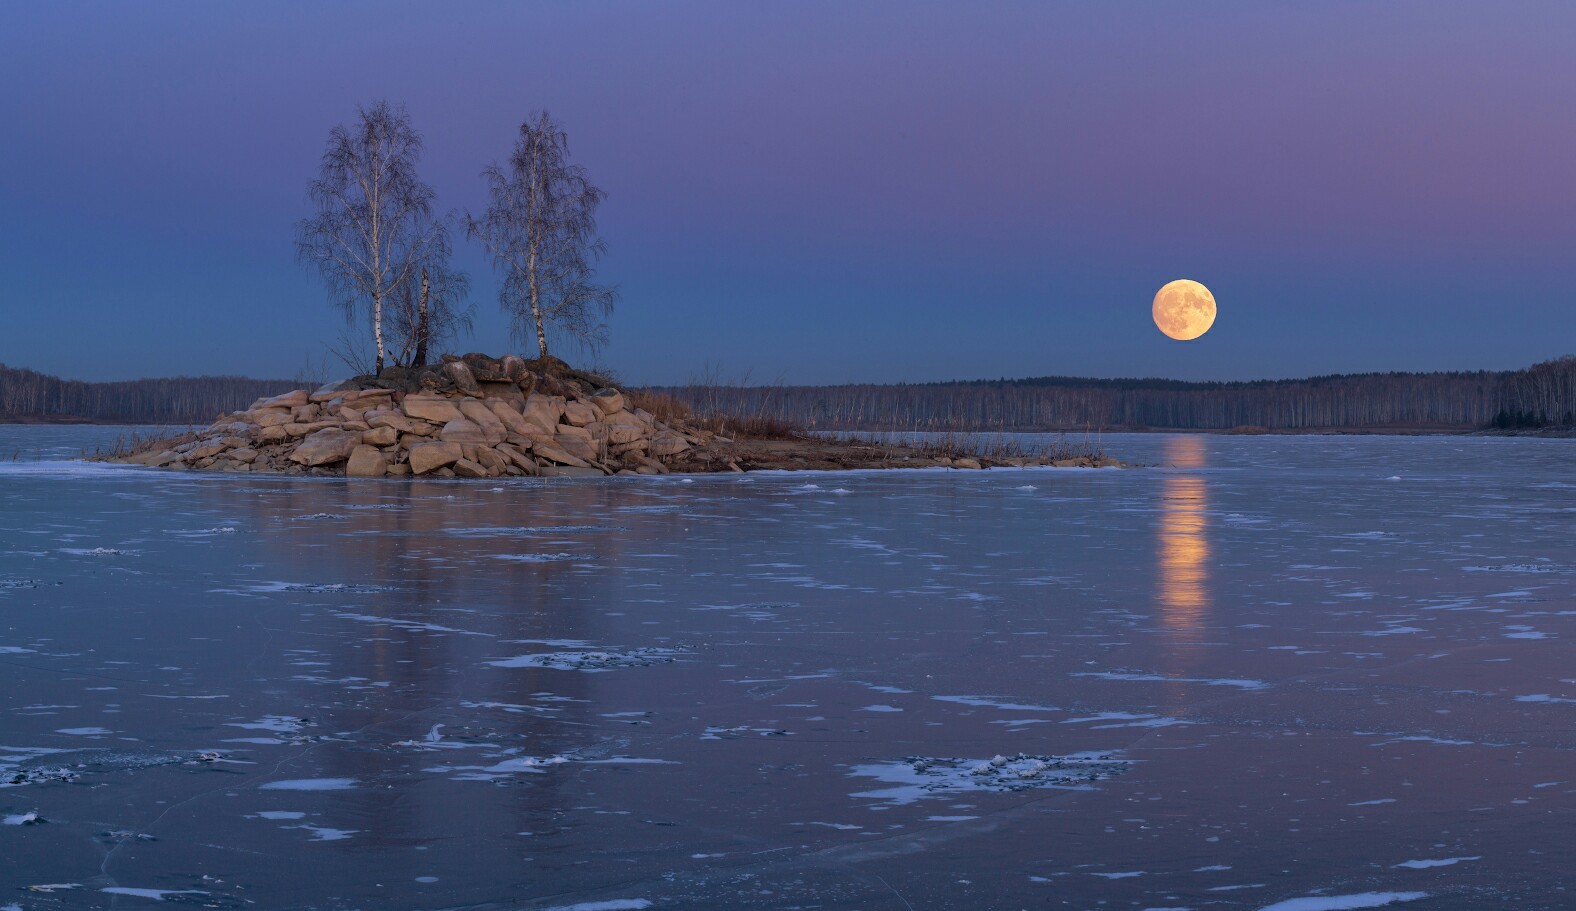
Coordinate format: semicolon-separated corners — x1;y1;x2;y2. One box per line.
630;453;669;474
346;445;388;478
457;398;508;445
439;419;492;445
260;389;308;409
347;388;395;404
590;388;624;415
288;429;362;466
310;381;355;402
443;360;483;395
360;426;399;447
284;421;337;438
500;355;529;384
563;401;599;426
555;436;598;463
474;446;510;474
952;457;982;470
555;423;593;443
250;409;293;428
604;422;644;445
649;430;690;457
487;400;538;438
452;458;490;478
408;441;463;475
520;394;565;433
369;412;422;434
531;439;592;469
495;442;538;474
403;395;464;424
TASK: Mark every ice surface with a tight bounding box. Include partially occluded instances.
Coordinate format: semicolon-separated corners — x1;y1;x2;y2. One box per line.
1;427;1571;907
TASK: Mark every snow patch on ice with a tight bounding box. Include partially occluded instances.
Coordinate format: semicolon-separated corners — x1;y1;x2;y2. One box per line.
487;648;680;672
1072;671;1268;690
849;752;1130;805
934;695;1061;712
1394;856;1478;869
1257;892;1428;911
259;777;357;791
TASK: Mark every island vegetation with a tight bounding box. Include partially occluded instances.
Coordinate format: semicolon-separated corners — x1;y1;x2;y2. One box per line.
76;102;1104;476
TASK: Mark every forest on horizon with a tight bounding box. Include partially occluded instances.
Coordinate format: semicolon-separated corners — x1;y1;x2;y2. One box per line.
3;356;1572;432
668;356;1576;433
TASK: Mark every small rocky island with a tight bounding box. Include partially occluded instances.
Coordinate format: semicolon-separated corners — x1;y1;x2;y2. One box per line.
106;354;1116;477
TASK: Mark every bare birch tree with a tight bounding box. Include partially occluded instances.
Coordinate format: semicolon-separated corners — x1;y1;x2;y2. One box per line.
468;111;617;360
296;101;443;374
387;215;473;368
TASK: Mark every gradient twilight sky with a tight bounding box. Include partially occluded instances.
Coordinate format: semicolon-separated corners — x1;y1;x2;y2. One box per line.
3;2;1574;384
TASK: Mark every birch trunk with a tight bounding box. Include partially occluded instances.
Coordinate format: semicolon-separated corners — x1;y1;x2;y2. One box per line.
415;268;430;367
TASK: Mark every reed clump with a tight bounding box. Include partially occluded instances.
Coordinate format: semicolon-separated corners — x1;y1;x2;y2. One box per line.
87;428;197;460
834;430;1106;463
628;388;802;441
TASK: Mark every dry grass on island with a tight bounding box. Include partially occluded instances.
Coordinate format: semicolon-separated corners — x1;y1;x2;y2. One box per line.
97;353;1116;478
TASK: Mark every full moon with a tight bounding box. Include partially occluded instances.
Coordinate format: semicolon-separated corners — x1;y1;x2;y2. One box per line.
1152;279;1217;341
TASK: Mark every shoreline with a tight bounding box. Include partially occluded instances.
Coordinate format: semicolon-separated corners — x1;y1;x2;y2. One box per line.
92;354;1118;479
20;416;1572;438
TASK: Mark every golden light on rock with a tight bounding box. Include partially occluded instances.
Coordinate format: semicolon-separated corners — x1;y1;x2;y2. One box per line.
1152;279;1217;341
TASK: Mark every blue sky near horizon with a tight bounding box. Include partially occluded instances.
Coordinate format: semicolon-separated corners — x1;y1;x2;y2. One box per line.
2;2;1574;385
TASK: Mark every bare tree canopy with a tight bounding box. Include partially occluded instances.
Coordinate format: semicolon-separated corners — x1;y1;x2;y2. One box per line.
296;101;451;374
469;111;617;360
387;223;474;369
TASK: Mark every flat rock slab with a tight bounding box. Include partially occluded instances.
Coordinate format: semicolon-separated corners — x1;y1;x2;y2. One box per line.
409;441;462;475
288;429;362;466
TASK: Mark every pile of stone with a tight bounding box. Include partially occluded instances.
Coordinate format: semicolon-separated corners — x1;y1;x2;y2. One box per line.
116;354;701;478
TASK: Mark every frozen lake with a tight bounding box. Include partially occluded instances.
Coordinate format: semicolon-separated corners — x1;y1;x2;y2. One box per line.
1;426;1572;909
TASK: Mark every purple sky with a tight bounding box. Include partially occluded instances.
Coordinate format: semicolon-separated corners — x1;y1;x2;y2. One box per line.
2;2;1573;384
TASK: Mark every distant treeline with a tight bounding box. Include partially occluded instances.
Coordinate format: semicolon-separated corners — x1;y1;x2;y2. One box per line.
667;357;1576;432
5;356;1573;431
0;364;296;425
